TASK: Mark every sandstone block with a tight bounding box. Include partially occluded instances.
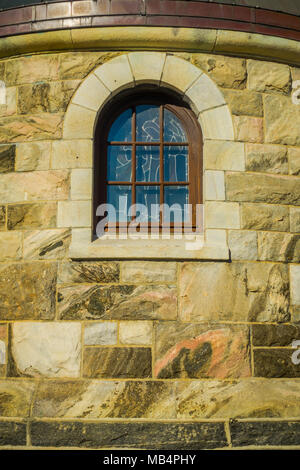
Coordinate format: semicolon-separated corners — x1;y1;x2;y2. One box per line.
204;140;245;171
179;261;290;323
246;143;288;174
0;380;35;417
247;60;291;94
83;347;152;378
5;55;59;86
226;172;300;205
161;55;201;93
0;206;5;230
258;232;300;262
223;89;263;116
23;228;71;260
0;144;15;173
0;114;63;143
58;261;119;283
0;232;22;261
70;168;92;200
7;202;57;230
186;72;225;114
155;322;250;379
241;203;289;231
204;170;225;200
32;380;176;419
15;141;51;172
289;147;300;176
254;349;300;378
51;140;92;169
190;53;247;89
0;262;57;320
233;116;264;143
228;230;258;260
59;51;122;80
18;80;79;114
252;324;300;347
290;265;300;305
84;322;117;345
119;321;152;345
58;284;177;321
205;201;240;229
265;95;300;146
290;207;300;233
120;261;176;283
128;52;165;84
57;201;91;227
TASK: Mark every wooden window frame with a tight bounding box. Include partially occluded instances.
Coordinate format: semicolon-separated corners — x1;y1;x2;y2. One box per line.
93;87;203;237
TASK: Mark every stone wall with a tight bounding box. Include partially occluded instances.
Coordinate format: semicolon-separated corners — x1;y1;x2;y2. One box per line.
0;50;300;449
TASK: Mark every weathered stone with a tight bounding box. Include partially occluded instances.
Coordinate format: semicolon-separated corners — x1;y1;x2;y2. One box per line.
15;141;51;172
120;261;176;283
59;51;122;79
258;232;300;262
189;53;246;89
119;321;152;345
205;201;240;229
223;89;263;116
228;230;258;260
7;202;57;230
0;144;15;173
5;55;59;86
246;143;288;174
58;261;119;284
83;347;152;378
0;206;5;230
289;147;300;176
226;172;300;205
0;232;22;261
241;203;289;232
179;262;290;323
155;323;250;379
0;262;57;320
0;380;35;417
291;207;300;233
58;284;177;321
0;87;17;118
0;324;6;376
84;322;117;345
290;265;300;306
247;60;291;94
230;421;300;447
51;140;92;169
23;228;71;260
265;95;300;145
252;324;300;347
0;114;63;143
0;170;69;203
0;421;26;446
254;349;300;378
204;141;245;171
32;380;176;419
30;420;227;449
11;322;81;378
176;379;300;419
233;116;264;143
18;80;80;115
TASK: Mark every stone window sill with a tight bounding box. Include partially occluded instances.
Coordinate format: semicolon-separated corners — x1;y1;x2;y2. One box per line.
69;229;230;260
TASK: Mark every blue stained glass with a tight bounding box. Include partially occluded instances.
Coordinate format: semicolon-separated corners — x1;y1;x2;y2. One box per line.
108;108;132;142
107;145;132;181
164;186;189;222
107;186;131;221
136;185;160;222
136;105;160;142
164;146;188;182
136;146;160;182
164;109;186;142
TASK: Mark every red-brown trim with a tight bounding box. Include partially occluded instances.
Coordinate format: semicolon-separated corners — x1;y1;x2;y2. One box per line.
0;0;299;42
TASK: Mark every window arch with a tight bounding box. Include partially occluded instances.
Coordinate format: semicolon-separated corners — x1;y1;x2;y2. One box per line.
94;87;203;236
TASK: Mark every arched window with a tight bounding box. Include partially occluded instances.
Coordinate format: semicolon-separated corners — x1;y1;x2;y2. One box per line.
94;88;203;236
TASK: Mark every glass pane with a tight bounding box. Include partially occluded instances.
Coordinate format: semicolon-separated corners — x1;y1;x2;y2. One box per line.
136;185;160;222
107;145;132;181
107;185;131;221
108;108;132;142
136;146;160;182
164;186;189;223
164;146;188;182
164;109;186;142
136;105;160;142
